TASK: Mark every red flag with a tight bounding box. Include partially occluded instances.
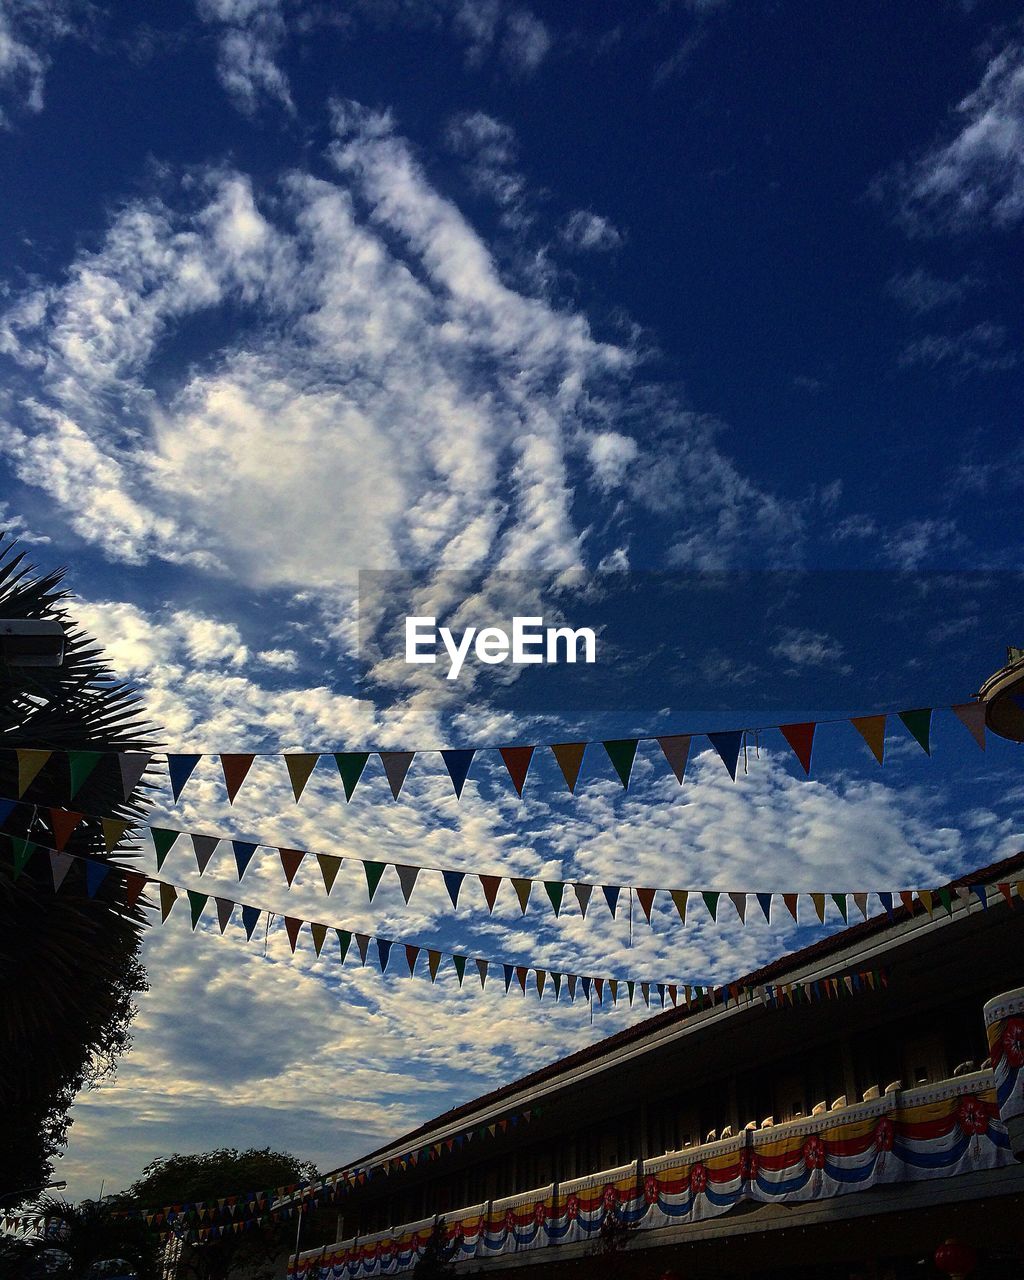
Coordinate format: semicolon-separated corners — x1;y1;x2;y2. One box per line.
498;746;535;797
779;722;815;775
221;754;256;803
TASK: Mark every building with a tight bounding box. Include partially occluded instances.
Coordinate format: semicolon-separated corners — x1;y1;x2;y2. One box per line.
290;852;1024;1279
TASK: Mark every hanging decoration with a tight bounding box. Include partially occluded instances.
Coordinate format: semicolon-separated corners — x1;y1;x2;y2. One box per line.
0;703;986;805
3;793;1013;930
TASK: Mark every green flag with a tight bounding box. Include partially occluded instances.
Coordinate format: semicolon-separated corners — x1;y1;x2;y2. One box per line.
334;753;370;800
364;861;387;900
152;828;179;870
898;708;932;755
602;739;639;789
544;881;564;916
702;890;720;920
68;750;102;798
187;890;209;930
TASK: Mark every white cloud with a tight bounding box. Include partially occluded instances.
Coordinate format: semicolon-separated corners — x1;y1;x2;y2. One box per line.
196;0;294;116
885;267;975;314
0;0;78;125
561;210;623;253
0;499;50;542
501;8;550;75
897;321;1018;373
885;40;1024;233
770;628;850;674
257;647;299;670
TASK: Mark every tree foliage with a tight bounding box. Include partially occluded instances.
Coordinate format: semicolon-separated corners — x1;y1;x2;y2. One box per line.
120;1148;319;1280
0;535;156;1201
0;1194;161;1280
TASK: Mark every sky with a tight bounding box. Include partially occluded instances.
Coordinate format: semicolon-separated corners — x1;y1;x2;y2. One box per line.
1;0;1023;1204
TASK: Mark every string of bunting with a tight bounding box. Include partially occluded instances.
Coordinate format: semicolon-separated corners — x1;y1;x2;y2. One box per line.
1;793;1012;928
2;702;988;806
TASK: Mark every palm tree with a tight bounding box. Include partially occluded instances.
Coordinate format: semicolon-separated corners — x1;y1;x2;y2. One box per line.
0;1194;160;1280
0;534;158;1200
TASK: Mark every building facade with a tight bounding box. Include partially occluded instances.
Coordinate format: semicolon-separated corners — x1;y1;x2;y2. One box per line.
290;854;1024;1279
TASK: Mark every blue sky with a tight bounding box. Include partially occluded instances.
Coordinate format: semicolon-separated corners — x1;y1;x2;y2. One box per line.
1;0;1023;1203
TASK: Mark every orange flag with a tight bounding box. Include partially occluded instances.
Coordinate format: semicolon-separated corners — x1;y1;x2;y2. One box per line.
550;743;586;793
850;715;885;764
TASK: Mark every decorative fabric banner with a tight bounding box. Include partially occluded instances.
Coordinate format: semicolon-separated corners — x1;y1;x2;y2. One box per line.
0;701;985;808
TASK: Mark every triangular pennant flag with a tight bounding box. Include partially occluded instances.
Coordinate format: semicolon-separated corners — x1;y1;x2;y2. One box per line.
67;750;101;799
336;929;351;963
334;752;369;801
899;890;915;914
970;884;989;910
152;828;179;870
215;897;234;933
627;980;636;1006
535;969;547;997
707;731;743;780
188;890;209;929
452;954;467;985
167;754;201;801
503;964;515;993
10;836;36;879
191;834;219;875
998;882;1014;907
608;978;618;1004
355;933;371;964
853;891;869;919
670;889;688;924
516;966;528;993
756;892;772;922
159;882;178;922
938;886;953;915
851;716;886;764
310;923;328;956
550;742;587;794
442;869;464;909
241;904;261;939
918;888;934;917
405;944;420;975
544;882;564;916
50;849;74;892
479;875;501;911
498;746;534;797
783;892;799;921
232;841;258;879
878;891;895;918
476;958;488;988
951;702;986;749
17;749;50;797
779;723;815;775
702;890;720;920
636;887;657;922
441;749;475;799
395;864;420;903
657;735;691;784
284;916;304;952
603;884;621;917
119;752;151;799
581;976;591;1000
378;752;414;800
364;860;387;901
101;817;130;853
574;882;593;918
512;878;532;913
641;982;650;1007
567;973;578;1001
285;754;320;801
898;708;932;755
317;853;342;894
602;739;638;788
220;754;255;803
831;893;849;922
810;892;826;923
49;808;83;852
279;848;305;887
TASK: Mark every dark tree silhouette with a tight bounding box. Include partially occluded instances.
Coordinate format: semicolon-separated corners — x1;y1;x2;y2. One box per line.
0;1194;160;1280
121;1148;319;1280
0;534;156;1201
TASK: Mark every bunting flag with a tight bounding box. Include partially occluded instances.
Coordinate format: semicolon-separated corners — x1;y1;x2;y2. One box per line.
898;708;932;755
50;848;74;891
279;848;305;887
395;864;420;904
318;853;343;894
335;753;369;801
286;754;321;801
232;840;258;879
551;742;586;793
603;739;638;789
951;702;986;749
220;754;256;802
68;750;101;799
851;715;886;764
498;746;534;796
779;723;815;775
119;751;152;799
442;869;464;909
440;749;475;798
0;702;984;811
192;834;219;874
379;752;414;800
657;734;691;784
167;754;201;801
707;732;742;780
50;807;83;851
17;748;50;797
